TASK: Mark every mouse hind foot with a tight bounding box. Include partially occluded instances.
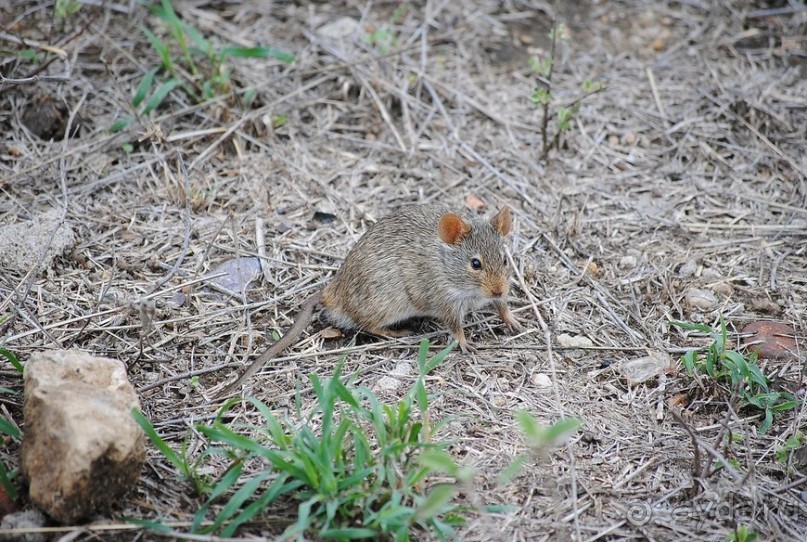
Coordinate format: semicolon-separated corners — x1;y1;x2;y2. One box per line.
362;324;416;338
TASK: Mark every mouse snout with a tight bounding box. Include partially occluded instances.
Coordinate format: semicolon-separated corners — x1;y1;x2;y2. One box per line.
486;277;509;299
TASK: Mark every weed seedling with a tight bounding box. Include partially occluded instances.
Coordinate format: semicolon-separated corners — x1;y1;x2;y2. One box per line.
111;0;294;132
728;524;760;542
774;431;803;463
671;317;797;435
0;347;23;501
529;19;605;159
364;4;409;53
138;340;473;538
499;412;582;485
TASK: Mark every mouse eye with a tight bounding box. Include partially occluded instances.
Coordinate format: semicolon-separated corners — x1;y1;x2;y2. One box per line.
471;258;482;270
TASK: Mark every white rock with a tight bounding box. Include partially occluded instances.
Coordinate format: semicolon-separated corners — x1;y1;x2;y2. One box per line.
557;333;594;348
619;255;637;269
685;288;718;310
318;17;360;40
0;209;75;273
21;350;145;523
0;509;48;542
531;373;552;388
677;260;698;277
375;362;413;392
618;351;674;383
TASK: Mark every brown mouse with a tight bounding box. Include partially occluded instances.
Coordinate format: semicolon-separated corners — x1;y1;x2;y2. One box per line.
218;204;520;396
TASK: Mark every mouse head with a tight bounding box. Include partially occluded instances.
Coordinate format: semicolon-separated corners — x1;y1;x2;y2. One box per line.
437;207;512;300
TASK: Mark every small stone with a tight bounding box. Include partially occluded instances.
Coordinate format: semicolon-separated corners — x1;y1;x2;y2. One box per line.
677;260;698;277
376;362;413;392
685;288;718;311
702;267;720;279
0;210;76;274
711;282;733;296
557;333;594;348
531;373;552;388
21;350;145;523
318;17;359;40
0;509;48;542
207;257;261;292
624;131;636;145
619;255;637;269
618;351;675;383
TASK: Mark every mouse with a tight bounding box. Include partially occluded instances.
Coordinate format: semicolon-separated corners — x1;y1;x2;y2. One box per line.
217;203;521;396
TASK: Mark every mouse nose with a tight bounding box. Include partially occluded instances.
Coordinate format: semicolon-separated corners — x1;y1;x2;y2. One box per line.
490;286;504;298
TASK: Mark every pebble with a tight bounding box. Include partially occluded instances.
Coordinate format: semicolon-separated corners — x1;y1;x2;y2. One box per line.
531;373;552;388
677;260;698;278
557;333;594;348
685;288;718;310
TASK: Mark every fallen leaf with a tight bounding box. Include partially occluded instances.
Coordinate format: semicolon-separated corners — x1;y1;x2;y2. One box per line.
741;320;796;360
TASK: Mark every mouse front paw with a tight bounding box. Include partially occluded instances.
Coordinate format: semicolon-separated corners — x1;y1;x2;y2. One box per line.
500;310;523;332
458;338;478;354
452;328;477;354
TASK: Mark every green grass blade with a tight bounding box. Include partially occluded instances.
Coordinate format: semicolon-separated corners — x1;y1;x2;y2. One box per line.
142;27;172;71
681;350;697;374
221;475;302;537
199;424;270;456
543;417;583;443
142;79;180;114
418;451;457;476
333;377;361;410
515;410;542;441
415;379;428;413
670;321;713;333
123;518;174;533
758;408;773;435
0;417;20;439
180;18;208;52
246;397;290;448
132;408;186;471
193;463;243;532
423;340;456;374
208;471;270;532
497;454;526;486
133;67;158;107
109;118;134;132
0;462;17;501
321;527;380;539
220;45;295;63
414;484;455;521
0;348;23;372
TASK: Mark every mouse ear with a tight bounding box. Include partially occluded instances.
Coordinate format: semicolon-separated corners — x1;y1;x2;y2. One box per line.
438;213;472;245
490;206;512;236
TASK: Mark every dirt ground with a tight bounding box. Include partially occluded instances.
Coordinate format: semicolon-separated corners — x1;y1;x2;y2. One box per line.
2;0;806;540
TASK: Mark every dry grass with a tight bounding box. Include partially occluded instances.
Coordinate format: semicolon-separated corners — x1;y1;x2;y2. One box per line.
2;0;806;539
